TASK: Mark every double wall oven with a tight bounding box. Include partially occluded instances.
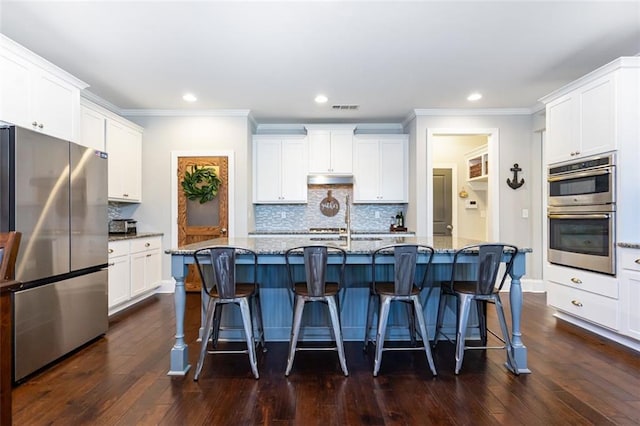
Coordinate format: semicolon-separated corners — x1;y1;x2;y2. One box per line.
547;153;616;275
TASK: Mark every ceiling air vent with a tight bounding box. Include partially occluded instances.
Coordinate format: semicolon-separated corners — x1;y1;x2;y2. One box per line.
331;104;359;110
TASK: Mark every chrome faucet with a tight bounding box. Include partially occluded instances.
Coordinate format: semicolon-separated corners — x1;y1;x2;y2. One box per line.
344;194;352;246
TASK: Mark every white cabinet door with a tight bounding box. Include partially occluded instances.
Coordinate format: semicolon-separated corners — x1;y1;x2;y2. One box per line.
145;249;162;290
281;139;308;202
80;105;106;151
254;138;283;203
31;70;78;141
579;75;616;158
130;251;147;297
106;119;142;202
308;130;353;173
108;254;130;308
353;136;408;203
0;49;30;129
546;95;576;164
253;136;308;203
619;248;640;340
353;139;380;202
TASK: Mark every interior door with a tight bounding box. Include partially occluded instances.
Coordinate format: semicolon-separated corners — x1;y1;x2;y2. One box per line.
433;168;453;236
177;156;228;291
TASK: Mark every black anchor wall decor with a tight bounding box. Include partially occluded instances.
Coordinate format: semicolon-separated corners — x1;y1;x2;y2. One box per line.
507;163;525;189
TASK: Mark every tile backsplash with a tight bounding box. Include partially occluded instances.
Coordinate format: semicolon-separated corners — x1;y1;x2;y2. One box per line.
254;185;406;232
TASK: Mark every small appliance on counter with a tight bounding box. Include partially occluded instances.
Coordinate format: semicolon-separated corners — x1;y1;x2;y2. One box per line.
109;219;137;235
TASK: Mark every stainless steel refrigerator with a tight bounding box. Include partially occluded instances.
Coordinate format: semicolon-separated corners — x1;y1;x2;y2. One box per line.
0;126;109;382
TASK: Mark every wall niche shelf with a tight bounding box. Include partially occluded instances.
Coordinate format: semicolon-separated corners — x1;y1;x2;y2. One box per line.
465;145;488;190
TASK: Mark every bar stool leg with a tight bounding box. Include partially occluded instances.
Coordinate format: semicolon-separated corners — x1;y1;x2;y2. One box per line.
405;303;417;346
373;296;392;377
253;293;267;351
455;295;473;375
363;293;376;351
194;299;218;381
327;296;348;376
285;295;305;376
411;295;437;376
433;290;448;348
239;298;259;379
494;295;519;375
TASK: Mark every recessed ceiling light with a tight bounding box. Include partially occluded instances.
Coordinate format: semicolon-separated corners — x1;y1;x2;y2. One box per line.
183;93;197;102
467;92;482;101
315;94;328;104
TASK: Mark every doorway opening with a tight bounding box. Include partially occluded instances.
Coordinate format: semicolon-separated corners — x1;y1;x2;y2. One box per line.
426;129;499;241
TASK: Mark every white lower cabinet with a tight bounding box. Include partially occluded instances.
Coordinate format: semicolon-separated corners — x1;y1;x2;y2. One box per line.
546;263;619;330
619;248;640;341
108;236;162;315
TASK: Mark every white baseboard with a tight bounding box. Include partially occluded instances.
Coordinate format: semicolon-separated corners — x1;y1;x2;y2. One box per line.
155;279;176;294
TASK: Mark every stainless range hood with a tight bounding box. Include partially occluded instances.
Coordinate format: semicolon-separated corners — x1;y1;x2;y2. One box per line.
307;174;354;185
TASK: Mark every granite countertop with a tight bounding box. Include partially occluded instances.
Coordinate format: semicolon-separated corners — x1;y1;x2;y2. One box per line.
167;235;532;256
618;242;640;249
109;232;164;242
249;230;415;236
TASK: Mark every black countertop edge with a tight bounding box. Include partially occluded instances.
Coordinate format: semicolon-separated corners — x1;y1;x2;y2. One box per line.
618;242;640;249
109;232;164;242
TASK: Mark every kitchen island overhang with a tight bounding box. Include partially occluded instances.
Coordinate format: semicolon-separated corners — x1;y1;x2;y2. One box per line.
166;236;531;376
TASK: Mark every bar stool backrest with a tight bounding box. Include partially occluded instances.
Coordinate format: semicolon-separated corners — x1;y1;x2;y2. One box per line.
194;246;258;298
451;244;518;295
373;244;434;295
285;246;347;296
0;231;21;281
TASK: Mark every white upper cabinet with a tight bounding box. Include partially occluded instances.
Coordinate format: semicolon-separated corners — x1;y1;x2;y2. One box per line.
107;118;143;202
542;59;637;165
308;127;354;174
353;135;408;203
0;34;87;142
253;135;308;203
80;103;106;151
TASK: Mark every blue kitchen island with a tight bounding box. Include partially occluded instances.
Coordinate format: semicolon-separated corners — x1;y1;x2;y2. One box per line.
166;236;531;376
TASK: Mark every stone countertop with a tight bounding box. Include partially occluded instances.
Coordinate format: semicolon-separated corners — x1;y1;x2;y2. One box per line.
249;230;415;236
109;232;164;242
618;242;640;249
167;236;532;256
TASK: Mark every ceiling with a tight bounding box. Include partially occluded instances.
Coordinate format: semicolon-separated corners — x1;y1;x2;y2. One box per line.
1;1;638;124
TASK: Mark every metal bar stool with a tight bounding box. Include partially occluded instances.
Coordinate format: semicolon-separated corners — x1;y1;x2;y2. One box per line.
433;243;519;375
284;245;348;376
363;244;437;376
192;246;265;380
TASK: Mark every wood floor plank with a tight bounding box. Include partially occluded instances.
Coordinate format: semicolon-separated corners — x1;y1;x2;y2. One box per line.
10;293;640;425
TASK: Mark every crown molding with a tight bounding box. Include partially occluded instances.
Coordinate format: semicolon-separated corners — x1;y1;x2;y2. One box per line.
120;109;251;117
81;90;124;115
413;108;533;117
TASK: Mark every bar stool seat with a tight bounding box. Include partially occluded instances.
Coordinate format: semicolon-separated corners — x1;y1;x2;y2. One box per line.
284;245;349;376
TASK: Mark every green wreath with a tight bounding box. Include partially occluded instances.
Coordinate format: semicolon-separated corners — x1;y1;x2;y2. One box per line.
181;165;221;204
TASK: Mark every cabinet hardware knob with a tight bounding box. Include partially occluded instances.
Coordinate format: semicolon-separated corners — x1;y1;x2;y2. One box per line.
108;262;115;267
635;259;640;265
571;300;583;307
108;249;114;253
38;123;44;129
146;254;151;257
221;228;227;235
570;277;582;284
123;193;129;197
145;243;150;247
32;121;38;127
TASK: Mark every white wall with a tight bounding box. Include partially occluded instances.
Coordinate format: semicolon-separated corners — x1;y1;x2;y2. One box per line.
123;113;252;281
406;112;543;281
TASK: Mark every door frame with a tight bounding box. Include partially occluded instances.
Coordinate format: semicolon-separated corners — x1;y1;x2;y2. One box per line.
426;128;499;241
433;163;458;239
170;150;235;248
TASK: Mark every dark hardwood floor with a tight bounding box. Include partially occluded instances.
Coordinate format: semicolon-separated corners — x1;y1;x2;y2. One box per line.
11;293;640;425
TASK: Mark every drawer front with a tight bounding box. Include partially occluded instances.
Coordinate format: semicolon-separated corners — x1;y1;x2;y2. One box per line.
547;281;619;330
108;241;129;258
620;249;640;273
545;263;618;299
130;237;161;253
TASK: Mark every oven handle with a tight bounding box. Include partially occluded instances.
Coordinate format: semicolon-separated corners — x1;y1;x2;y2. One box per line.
547;167;613;182
548;213;611;220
